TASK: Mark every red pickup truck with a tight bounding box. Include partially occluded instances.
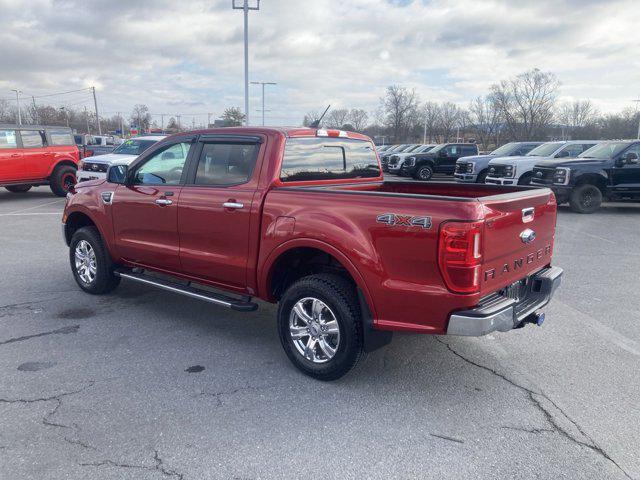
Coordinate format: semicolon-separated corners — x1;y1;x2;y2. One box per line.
62;127;563;380
1;125;79;196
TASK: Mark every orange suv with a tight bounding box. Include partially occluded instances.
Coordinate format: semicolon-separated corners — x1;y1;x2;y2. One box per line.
0;124;80;196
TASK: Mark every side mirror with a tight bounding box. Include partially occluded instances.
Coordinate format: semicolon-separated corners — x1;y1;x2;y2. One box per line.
107;164;128;184
556;150;570;158
625;152;639;164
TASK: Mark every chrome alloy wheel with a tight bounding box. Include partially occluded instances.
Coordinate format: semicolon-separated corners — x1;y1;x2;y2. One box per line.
289;297;340;363
74;240;97;284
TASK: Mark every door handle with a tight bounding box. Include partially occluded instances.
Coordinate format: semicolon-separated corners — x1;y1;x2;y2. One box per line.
10;154;20;157
155;198;173;206
223;201;244;209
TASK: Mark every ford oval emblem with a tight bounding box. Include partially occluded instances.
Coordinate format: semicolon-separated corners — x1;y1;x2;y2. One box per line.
536;171;543;177
520;228;536;244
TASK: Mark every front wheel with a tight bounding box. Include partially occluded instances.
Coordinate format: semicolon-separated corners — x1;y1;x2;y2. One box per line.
413;165;433;181
5;185;32;193
50;165;77;197
569;184;602;214
69;226;120;294
277;274;364;381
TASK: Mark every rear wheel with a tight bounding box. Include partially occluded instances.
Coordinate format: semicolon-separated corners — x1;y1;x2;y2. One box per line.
569;184;602;214
50;165;77;197
69;226;120;294
277;274;364;381
414;165;434;181
5;185;32;193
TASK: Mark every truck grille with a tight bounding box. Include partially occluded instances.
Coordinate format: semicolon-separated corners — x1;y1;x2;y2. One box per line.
488;164;507;177
388;155;399;166
455;162;468;174
82;162;109;173
531;167;555;185
380;156;390;166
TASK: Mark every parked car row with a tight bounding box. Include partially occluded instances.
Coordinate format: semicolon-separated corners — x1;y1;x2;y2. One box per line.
378;139;640;214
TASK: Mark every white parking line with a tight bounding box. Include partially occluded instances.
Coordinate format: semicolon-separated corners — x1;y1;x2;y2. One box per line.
2;198;65;215
0;212;62;217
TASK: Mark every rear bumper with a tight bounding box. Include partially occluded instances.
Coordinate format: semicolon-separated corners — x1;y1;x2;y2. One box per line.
446;266;563;336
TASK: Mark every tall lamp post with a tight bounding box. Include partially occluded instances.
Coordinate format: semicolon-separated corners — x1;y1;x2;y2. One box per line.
250;81;276;126
11;89;22;125
233;0;261;126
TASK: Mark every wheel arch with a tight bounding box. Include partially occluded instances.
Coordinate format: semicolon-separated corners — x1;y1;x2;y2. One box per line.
259;239;377;320
48;159;78;178
573;173;608;194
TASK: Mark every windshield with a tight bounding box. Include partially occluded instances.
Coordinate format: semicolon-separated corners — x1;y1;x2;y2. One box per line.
579;142;629;159
527;142;564;157
415;145;434;153
403;145;422;153
113;139;157;156
428;144;446;153
491;143;519;156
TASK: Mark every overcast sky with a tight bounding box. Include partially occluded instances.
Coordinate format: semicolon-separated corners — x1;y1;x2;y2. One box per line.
1;0;639;126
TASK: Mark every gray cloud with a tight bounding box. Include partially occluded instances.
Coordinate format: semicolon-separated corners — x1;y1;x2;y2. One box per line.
1;0;638;125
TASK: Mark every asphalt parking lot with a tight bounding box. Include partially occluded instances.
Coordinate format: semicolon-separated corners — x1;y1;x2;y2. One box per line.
1;184;639;480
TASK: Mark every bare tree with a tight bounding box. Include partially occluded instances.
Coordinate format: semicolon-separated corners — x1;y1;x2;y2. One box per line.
468;95;502;150
349;108;369;131
422;101;441;143
130;104;152;131
302;110;321;127
380;85;420;141
491;69;559;141
557;100;598;128
324;109;350;129
438;102;460;142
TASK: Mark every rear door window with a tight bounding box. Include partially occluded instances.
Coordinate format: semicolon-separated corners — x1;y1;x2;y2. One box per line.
281;137;380;182
48;130;74;146
0;130;17;149
20;130;46;148
194;142;259;186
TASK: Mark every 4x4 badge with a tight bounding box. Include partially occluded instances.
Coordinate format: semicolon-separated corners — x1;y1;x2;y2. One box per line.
376;213;432;229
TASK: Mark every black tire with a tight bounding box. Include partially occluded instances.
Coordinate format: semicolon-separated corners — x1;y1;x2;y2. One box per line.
413;164;433;181
5;185;32;193
277;273;364;381
518;173;533;185
569;184;602;214
69;226;120;294
50;165;77;197
476;169;489;183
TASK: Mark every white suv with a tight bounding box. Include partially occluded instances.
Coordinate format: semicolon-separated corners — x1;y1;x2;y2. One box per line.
77;135;166;182
485;140;598;185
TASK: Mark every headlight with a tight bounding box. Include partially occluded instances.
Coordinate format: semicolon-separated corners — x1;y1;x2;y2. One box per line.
489;166;496;174
553;167;570;185
466;163;474;173
504;165;516;178
406;157;416;167
77;160;84;170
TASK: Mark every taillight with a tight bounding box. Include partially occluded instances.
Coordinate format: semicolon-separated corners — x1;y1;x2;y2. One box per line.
438;221;483;294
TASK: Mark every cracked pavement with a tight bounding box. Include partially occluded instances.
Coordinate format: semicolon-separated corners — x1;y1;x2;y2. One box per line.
0;186;639;479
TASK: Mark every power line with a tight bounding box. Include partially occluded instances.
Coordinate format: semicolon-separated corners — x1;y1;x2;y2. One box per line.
31;87;93;99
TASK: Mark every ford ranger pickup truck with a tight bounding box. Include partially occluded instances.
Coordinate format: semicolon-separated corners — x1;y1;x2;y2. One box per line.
62;127;563;380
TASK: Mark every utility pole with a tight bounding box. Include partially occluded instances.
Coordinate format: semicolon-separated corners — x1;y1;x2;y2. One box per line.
32;96;38;124
92;86;102;135
634;99;640;139
177;114;182;131
117;112;124;137
250;81;276;126
233;0;261;126
161;114;165;132
11;89;22;125
84;106;91;134
423;117;427;144
207;112;212;128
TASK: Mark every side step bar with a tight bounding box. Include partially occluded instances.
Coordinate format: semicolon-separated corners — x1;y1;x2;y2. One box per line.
115;270;259;312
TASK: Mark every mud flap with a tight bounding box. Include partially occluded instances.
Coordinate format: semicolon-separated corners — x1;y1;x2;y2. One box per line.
357;289;393;353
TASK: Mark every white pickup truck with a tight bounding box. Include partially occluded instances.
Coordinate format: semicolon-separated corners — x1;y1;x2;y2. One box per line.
485;140;598;185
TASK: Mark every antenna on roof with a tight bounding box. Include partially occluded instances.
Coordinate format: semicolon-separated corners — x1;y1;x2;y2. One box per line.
309;105;330;128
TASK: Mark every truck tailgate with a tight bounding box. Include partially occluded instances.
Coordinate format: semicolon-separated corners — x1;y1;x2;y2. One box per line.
479;189;557;295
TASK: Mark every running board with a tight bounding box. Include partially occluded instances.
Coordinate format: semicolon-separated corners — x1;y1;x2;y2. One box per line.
115;270;258;312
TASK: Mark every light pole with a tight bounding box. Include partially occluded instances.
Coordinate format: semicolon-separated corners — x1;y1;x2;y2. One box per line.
634;98;640;139
233;0;261;126
251;81;276;125
11;89;22;125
